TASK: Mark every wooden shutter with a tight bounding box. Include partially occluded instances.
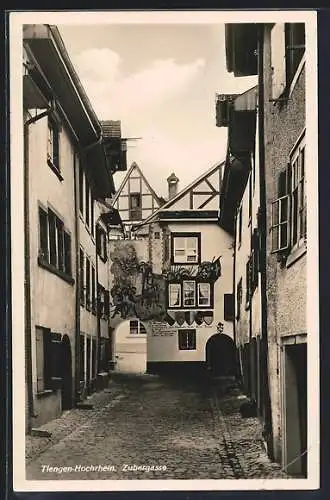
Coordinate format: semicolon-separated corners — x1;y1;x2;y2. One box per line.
271;23;286;99
44;331;63;390
224;294;234;321
36;327;45;392
39;207;49;261
64;231;72;276
104;290;110;317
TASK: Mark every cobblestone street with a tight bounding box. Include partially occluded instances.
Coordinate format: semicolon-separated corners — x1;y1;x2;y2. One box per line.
26;373;289;481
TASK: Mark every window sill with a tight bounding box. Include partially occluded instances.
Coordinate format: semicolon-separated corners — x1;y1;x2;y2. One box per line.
47;159;63;181
36;389;55;399
168;306;214;311
38;257;74;285
286;243;307;269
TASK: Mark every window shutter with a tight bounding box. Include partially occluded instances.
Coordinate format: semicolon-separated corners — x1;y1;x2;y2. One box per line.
103;231;107;261
64;231;72;276
224;293;234;321
104;290;110;317
271;23;286;99
271;195;290;253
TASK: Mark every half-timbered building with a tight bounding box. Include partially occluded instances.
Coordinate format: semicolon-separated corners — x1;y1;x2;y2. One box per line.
111;162;165;238
128;162;237;376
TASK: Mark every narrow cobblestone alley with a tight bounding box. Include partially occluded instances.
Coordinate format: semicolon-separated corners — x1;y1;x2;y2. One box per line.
26;374;289;481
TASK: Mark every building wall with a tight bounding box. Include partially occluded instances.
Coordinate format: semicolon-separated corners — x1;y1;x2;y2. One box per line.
148;221;234;365
28;113;76;427
263;25;306;465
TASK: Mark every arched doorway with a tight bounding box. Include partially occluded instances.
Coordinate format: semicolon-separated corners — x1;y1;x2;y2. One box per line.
206;333;237;377
114;319;147;374
61;335;73;410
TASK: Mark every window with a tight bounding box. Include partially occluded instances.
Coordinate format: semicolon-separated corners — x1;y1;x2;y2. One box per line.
183;281;196;307
197;283;211;307
129;193;142;221
271;195;290;252
80;248;85;306
96;225;107;262
285;23;305;89
78;158;84;214
86;257;91;310
237;205;243;248
168;280;213;309
91;193;94;237
171;233;200;264
85;177;90;227
169;283;181;307
63;231;72;276
47;117;60;174
97;285;110;319
236;278;242;320
38;207;72;280
39;207;49;261
271;133;306;254
224;294;234;321
245;257;252;309
291;141;306;248
178;329;196;350
36;327;63;393
271;23;305;100
129;320;146;335
91;265;96;315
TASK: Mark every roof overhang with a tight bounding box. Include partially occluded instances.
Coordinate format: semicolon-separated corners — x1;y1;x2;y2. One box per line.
23;24;99;146
219;155;250;234
225;23;259;77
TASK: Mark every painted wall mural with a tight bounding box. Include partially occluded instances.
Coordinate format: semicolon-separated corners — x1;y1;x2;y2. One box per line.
109;242;166;321
110;241;222;326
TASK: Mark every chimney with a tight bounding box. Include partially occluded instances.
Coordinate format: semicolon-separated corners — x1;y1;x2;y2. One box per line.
167;172;179;200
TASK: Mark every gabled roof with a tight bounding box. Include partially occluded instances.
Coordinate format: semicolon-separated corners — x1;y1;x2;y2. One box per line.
132;160;225;229
111;162;163;206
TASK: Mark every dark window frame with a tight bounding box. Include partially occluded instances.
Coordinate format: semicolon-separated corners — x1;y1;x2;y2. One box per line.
170;232;201;266
178;329;196;350
167;279;214;310
129;192;142;221
47;115;62;180
38;205;73;284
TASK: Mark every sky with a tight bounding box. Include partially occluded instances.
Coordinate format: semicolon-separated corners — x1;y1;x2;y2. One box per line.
59;23;257;199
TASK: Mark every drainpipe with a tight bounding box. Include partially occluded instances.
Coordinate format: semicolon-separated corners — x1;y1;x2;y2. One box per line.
257;25;274;460
232;209;240;380
24;108;52;432
95;222;100;385
73;152;81;404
